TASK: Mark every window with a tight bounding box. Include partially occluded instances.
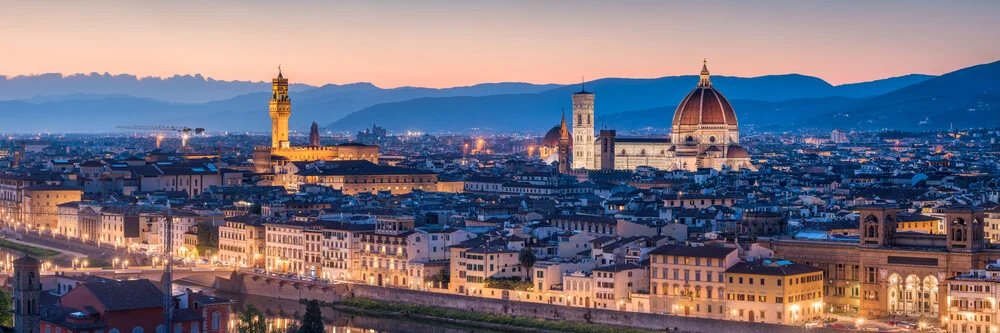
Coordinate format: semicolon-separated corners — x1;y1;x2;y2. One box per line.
132;327;144;333
212;311;222;330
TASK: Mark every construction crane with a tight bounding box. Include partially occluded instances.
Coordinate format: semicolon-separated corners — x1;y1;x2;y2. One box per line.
117;125;205;148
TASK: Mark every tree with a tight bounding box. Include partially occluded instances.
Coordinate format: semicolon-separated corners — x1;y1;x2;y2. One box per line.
298;300;325;333
197;222;219;248
235;303;267;333
518;247;537;282
0;289;11;326
250;203;263;215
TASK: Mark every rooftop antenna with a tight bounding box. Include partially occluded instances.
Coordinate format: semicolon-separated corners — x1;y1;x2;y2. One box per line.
581;76;585;92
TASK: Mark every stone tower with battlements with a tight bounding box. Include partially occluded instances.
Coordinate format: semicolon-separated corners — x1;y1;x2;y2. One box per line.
270;66;291;149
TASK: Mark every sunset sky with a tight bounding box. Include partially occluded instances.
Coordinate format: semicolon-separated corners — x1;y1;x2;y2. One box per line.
2;0;998;88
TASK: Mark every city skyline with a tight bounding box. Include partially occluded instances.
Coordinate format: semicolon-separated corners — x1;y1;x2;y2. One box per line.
2;0;999;88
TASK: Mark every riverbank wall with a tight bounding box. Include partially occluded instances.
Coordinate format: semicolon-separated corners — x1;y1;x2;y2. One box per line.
218;272;841;333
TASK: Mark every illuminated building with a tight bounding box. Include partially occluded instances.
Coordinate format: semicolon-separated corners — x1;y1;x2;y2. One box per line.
766;206;994;321
253;67;379;173
572;61;755;172
725;259;825;325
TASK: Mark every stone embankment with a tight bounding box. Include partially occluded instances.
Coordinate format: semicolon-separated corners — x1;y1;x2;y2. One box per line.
216;271;842;333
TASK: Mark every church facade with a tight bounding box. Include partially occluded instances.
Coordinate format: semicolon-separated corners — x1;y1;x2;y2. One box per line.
253;68;379;173
570;61;755;172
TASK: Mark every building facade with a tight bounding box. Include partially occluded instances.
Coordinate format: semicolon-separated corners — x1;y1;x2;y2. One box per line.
648;245;739;319
570;61;755;172
766;206;996;322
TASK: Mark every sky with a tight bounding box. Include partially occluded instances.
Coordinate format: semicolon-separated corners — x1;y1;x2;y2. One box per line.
1;0;998;88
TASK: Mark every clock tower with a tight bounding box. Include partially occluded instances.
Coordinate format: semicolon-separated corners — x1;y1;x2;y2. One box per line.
571;85;595;170
270;66;291;149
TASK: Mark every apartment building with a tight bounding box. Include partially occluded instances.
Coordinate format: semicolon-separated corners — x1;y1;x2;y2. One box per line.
318;221;375;281
358;216;473;287
593;263;649;311
725;259;825;325
648;245;739;319
449;241;521;295
218;215;266;267
264;222;307;274
947;263;1000;333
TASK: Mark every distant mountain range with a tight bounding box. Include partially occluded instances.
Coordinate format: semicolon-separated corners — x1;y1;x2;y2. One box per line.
1;60;997;133
328;72;935;132
0;73;316;103
808;60;1000;130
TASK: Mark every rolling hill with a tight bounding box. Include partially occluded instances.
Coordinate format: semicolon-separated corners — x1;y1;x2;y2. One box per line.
328;72;936;132
810;60;1000;130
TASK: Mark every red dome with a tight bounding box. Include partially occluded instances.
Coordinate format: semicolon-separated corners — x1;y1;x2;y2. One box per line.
672;86;738;126
541;126;562;146
726;145;750;158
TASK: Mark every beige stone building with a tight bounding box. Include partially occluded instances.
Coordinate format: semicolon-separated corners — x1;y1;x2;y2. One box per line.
23;184;81;231
766;206;996;323
449;242;521;296
946;263;1000;333
592;263;649;311
357;216;474;287
648;245;739;319
218;215;266;267
264;222;308;274
724;259;824;325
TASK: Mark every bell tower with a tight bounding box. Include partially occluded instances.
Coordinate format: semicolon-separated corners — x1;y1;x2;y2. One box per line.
945;206;986;252
571;82;595;170
13;255;41;333
270;66;292;149
858;206;899;248
558;111;571;173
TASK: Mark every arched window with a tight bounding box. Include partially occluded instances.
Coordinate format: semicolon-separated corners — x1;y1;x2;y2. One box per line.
211;311;221;330
132;327;144;333
109;329;120;333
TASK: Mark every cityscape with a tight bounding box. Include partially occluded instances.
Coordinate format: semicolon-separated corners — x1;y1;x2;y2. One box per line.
1;1;1000;333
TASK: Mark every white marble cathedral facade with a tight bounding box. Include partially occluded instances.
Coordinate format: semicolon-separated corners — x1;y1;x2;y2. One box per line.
570;61;756;172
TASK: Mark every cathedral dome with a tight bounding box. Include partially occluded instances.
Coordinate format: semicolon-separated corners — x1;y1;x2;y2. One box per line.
541;126;562;147
672;61;738;127
726;145;750;158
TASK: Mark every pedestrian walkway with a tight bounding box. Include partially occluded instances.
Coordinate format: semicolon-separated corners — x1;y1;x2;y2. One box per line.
2;236;88;258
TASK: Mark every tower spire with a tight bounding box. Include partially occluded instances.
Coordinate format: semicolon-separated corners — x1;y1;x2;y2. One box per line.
560;109;569;137
698;59;712;87
581;76;586;93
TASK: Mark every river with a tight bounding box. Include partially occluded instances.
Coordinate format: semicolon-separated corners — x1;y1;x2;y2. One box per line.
0;245;500;333
175;281;504;333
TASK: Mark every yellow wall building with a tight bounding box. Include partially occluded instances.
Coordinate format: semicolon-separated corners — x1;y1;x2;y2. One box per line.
23;184;81;231
648;245;739;319
725;259;825;325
